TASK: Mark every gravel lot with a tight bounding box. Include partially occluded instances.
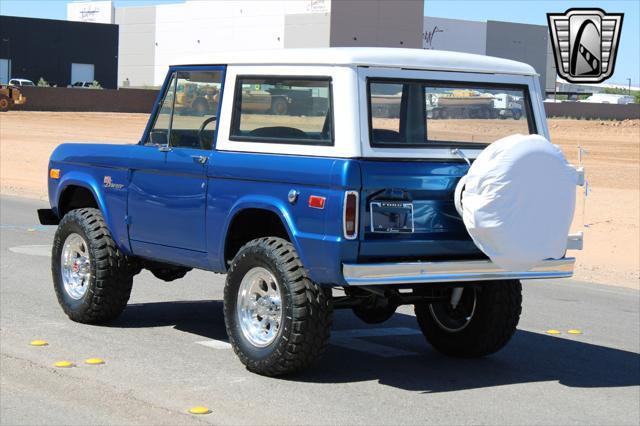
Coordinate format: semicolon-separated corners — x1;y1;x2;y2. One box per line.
0;112;638;288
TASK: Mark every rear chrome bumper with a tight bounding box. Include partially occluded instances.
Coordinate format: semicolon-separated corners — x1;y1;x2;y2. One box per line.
342;257;575;286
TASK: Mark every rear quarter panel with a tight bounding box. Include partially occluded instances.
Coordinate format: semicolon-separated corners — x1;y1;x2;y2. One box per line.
206;151;360;285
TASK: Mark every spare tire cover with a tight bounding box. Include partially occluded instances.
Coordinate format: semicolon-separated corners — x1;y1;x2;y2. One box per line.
459;134;577;271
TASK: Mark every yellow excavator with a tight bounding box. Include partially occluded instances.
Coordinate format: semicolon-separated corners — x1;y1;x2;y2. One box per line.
0;84;27;112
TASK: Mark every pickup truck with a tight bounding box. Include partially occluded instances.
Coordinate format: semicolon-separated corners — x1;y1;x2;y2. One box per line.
39;48;581;376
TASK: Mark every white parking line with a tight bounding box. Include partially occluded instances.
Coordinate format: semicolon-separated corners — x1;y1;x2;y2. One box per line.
196;340;232;349
194;327;423;358
8;244;52;257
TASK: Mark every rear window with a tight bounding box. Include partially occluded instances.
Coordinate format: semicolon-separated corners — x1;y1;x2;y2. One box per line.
230;76;333;145
368;79;535;147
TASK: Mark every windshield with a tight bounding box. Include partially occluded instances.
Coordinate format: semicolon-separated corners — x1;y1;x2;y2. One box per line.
368;79;535;147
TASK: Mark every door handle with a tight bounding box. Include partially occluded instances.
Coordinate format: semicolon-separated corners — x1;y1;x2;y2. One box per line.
192;155;209;165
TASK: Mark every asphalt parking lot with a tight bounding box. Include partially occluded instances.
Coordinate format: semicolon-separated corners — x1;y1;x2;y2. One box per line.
1;195;639;425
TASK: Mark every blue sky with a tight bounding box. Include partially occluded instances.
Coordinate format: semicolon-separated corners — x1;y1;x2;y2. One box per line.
426;1;639;86
1;0;638;85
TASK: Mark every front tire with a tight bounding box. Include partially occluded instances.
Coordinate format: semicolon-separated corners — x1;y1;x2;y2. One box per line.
0;95;11;112
224;237;332;376
52;208;136;324
415;280;522;357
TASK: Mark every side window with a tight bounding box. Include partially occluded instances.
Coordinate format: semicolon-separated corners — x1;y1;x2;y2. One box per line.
369;79;535;147
147;73;176;146
147;70;223;150
370;82;403;143
230;77;333;145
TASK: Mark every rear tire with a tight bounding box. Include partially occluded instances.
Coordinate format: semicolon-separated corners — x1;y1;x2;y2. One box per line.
415;280;522;357
52;208;136;324
224;237;332;376
270;97;288;115
512;109;523;120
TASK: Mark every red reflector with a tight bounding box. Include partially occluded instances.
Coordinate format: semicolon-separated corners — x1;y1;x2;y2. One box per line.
344;191;358;239
309;195;326;209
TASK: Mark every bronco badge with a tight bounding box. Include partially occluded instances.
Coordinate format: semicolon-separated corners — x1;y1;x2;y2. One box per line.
103;176;124;189
547;8;623;83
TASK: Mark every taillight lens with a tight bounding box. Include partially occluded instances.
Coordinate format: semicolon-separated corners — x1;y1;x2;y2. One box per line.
343;191;358;239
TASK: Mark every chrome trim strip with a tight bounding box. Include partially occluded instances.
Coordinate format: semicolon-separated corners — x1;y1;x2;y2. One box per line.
343;258;575;286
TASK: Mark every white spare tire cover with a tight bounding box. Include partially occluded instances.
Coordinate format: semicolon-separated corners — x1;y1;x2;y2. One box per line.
458;134;577;271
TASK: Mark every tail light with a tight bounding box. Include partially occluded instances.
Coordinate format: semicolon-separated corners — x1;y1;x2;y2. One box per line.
343;190;359;240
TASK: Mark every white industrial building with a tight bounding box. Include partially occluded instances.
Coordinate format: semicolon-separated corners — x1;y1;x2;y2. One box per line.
67;0;554;92
422;16;554;93
67;0;424;87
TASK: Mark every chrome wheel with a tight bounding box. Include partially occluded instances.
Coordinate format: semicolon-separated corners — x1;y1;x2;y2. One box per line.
236;267;283;347
428;288;477;333
60;233;91;300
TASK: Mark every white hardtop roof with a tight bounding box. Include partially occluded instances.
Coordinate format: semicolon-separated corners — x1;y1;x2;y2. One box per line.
176;47;537;76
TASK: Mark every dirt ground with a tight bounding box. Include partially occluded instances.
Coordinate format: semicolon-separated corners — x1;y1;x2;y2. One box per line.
0;111;638;288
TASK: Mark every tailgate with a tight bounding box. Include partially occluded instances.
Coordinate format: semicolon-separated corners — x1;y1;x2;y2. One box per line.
358;160;483;262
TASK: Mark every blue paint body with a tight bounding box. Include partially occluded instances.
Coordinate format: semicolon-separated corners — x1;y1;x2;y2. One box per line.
47;65;481;287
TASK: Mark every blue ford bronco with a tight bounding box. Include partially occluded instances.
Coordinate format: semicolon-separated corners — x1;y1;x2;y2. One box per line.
39;48;581;376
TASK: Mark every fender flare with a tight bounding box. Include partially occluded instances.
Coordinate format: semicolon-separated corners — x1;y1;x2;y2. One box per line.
220;195;304;265
55;172;113;233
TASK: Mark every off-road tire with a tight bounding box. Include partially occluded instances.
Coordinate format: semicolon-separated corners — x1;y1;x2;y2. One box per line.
192;98;209;116
270;97;288;115
415;280;522;357
224;237;332;376
52;208;136;324
0;95;10;112
512;109;523;120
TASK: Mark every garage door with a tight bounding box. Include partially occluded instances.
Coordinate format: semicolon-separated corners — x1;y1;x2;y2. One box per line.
70;63;95;85
0;59;10;84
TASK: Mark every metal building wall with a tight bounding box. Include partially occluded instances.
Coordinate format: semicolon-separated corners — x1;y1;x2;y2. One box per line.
485;20;549;91
115;6;156;88
330;0;423;48
0;16;118;89
422;17;487;54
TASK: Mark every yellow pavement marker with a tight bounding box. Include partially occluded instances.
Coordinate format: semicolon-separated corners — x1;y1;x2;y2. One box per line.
567;329;583;335
27;228;36;232
85;358;105;365
546;329;561;335
30;340;48;346
188;406;211;415
53;361;74;368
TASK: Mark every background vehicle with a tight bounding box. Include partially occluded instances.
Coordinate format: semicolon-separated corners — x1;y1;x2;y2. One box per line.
68;81;95;88
0;84;27;111
426;90;523;119
39;48;581;377
8;78;35;87
580;93;635;104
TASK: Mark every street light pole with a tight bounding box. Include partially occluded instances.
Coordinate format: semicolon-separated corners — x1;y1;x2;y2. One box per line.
627;78;632;95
